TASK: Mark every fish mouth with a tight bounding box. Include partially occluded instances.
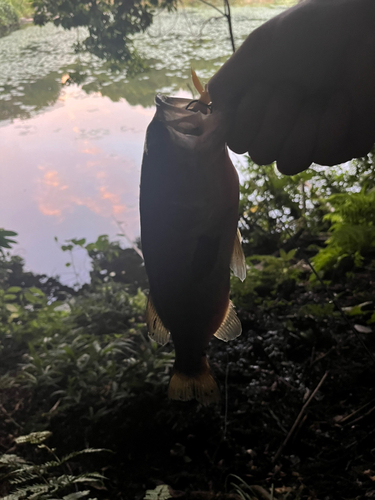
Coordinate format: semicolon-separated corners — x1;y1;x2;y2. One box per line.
155;94;207;137
154;94;224;141
155;94;194;111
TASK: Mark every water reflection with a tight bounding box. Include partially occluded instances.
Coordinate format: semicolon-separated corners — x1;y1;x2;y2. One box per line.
1;85;155;283
0;6;286;119
0;6;286;284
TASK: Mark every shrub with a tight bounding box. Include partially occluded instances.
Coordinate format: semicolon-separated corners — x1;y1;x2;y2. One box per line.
18;283;173;426
312;190;375;275
0;431;106;499
0;0;19;36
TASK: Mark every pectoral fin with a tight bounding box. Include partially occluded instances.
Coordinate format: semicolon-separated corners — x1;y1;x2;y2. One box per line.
230;228;246;282
214;301;242;342
146;295;170;345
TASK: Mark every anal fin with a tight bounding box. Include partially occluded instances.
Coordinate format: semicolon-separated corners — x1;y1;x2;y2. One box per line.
146;295;170;346
214;301;242;342
230;228;246;282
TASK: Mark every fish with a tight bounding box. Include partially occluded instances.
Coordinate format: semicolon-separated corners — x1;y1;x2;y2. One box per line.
139;74;246;405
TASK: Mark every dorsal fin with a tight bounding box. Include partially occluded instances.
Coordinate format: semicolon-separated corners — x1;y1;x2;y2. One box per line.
214;301;242;342
146;295;170;345
230;228;246;282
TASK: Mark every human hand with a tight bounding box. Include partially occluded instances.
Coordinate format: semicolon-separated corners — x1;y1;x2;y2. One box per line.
208;0;375;174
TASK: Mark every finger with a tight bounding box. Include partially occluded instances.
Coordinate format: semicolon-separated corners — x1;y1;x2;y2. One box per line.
346;111;375;161
343;39;375;159
208;17;274;112
249;84;304;166
276;97;324;175
227;83;271;154
313;90;352;166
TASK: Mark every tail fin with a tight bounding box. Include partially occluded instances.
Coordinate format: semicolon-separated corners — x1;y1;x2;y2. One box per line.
168;359;220;405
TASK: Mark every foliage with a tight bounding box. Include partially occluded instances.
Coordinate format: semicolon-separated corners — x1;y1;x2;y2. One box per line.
144;484;172;500
236;150;375;289
226;474;285;500
31;0;177;69
6;0;32;18
0;229;17;255
0;0;18;35
0;431;106;499
0;280;71;371
0;235;73;371
58;234;147;293
238;161;330;257
0;233;172;435
230;150;375;315
231;248;304;307
19;283;173;423
0;255;74;302
312;190;375;275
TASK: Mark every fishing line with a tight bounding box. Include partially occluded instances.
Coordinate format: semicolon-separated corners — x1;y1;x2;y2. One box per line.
285;227;375;366
223;353;229;440
112;216;144;260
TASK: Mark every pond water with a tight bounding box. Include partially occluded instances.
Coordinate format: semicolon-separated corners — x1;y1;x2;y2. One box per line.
0;5;287;285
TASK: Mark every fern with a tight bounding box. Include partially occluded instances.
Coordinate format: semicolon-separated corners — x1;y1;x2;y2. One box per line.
231;248;304;307
15;432;52;445
144;484;172;500
0;432;106;500
313;191;375;274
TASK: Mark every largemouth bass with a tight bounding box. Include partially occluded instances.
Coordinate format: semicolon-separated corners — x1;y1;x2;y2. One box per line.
140;87;245;405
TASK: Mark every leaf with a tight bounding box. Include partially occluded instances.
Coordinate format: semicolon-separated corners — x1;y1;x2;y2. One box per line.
15;431;52;445
24;292;38;304
71;238;86;246
53;303;71;312
144;485;172;500
62;492;91;500
6;287;22;293
4;294;17;301
354;324;372;334
0;454;27;466
5;304;18;313
60;449;110;464
0;230;18;237
0;229;18;251
342;302;373;316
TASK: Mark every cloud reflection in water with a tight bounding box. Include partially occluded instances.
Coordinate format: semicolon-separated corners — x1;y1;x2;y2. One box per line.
1;85;155;284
